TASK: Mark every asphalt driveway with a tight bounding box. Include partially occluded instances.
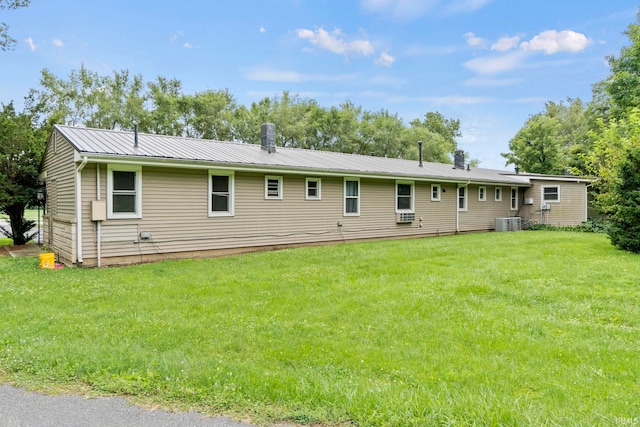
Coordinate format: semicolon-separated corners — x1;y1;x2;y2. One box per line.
0;385;267;427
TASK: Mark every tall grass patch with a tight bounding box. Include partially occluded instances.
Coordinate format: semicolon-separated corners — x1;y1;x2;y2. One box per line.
0;232;638;426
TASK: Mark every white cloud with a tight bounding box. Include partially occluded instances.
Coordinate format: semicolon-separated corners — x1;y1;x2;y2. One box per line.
183;42;193;49
491;36;520;52
423;95;494;105
53;39;64;48
244;66;358;83
520;30;591;54
375;51;396;67
260;26;266;33
25;37;36;51
464;32;486;48
169;31;183;43
360;0;438;21
463;76;522;87
296;27;374;58
446;0;493;14
464;50;527;74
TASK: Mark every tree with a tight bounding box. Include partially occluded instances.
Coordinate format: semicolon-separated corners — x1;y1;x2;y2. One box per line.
595;12;640;121
582;109;640;218
0;0;29;51
0;102;45;245
608;143;640;252
502;114;564;174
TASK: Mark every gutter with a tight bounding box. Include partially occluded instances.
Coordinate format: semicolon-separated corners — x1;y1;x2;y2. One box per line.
76;153;529;187
76;156;88;265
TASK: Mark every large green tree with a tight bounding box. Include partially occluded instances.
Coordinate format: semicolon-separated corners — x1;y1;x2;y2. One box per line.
0;102;45;245
0;0;29;51
595;12;640;121
502;114;564;174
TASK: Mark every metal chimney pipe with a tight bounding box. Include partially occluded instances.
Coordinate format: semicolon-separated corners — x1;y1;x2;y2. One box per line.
418;140;423;167
134;124;139;148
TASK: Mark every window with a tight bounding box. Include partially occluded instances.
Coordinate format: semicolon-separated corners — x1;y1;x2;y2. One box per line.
107;164;141;219
495;187;502;202
209;171;234;216
265;176;283;199
542;185;560;202
511;187;519;210
396;181;414;212
458;186;467;211
344;178;360;216
431;184;441;202
305;178;321;200
478;186;486;202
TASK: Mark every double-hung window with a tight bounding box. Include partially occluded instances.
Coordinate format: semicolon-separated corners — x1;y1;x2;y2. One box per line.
107;164;142;219
511;187;519;210
495;187;502;202
396;181;414;212
478;186;486;202
431;184;441;202
457;186;467;211
542;186;560;203
344;178;360;216
305;178;321;200
265;176;283;199
209;171;234;216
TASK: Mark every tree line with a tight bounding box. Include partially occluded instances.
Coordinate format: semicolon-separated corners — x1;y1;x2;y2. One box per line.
26;66;461;163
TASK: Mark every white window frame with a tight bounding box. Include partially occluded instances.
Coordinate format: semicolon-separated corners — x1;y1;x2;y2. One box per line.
264;175;283;200
106;164;142;219
344;178;360;216
511;187;519;210
495;187;502;202
208;170;234;217
396;180;414;213
431;184;441;202
541;185;560;203
457;185;467;212
305;178;321;200
478;186;486;202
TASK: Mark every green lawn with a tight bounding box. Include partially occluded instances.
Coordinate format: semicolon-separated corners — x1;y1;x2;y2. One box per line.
0;208;40;220
0;232;638;426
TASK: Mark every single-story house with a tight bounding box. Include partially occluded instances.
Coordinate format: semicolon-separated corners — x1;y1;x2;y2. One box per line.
39;124;590;267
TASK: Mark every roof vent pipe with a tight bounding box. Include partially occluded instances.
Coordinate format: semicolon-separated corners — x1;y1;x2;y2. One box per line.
418;140;423;167
134;124;139;148
261;123;276;153
454;150;465;169
515;166;520;174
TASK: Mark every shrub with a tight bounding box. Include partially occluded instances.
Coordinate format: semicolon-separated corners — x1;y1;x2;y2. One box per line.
527;219;609;233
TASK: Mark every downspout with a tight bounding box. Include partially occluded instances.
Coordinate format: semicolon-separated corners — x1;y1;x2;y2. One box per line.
96;163;101;268
456;180;471;234
76;156;88;265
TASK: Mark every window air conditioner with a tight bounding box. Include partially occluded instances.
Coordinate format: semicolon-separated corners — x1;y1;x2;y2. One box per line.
396;212;415;223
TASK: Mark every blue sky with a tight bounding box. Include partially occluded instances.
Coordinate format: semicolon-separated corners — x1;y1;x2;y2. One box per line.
2;1;639;169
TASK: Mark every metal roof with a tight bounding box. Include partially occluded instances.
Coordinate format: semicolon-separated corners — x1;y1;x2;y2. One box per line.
54;125;533;185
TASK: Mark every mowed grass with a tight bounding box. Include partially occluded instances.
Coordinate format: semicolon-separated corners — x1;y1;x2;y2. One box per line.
0;232;638;426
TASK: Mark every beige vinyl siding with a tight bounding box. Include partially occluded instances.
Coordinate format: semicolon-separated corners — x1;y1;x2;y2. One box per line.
458;185;515;231
41;132;78;263
525;180;587;226
78;168;465;265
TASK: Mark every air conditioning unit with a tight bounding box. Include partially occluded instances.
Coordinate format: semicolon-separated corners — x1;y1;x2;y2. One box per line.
509;217;522;231
524;197;533;205
396;212;415;223
495;218;511;232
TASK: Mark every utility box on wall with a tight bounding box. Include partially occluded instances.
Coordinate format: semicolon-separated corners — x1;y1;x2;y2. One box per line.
91;200;107;221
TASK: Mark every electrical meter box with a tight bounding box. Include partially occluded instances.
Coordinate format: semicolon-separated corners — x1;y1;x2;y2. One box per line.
91;200;107;221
